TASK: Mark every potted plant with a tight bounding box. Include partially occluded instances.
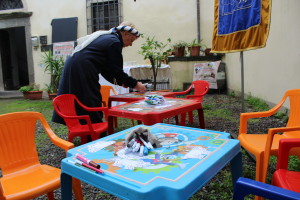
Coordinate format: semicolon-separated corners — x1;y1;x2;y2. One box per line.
19;83;43;100
139;36;172;90
43;84;56;100
172;41;187;57
188;39;205;57
41;51;64;98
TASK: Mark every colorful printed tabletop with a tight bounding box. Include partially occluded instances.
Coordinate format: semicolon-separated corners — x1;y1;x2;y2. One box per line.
62;123;241;200
111;98;196;113
110;91;172;99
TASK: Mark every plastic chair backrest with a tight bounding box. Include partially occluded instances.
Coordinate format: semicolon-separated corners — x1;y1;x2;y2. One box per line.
271;138;300;193
0;112;40;175
233;177;300;200
0;111;83;200
100;85;118;107
53;94;80;129
191;80;210;101
284;89;300;135
277;138;300;170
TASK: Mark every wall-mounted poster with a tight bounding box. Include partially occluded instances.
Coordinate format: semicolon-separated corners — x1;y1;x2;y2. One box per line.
193;61;221;89
53;41;75;61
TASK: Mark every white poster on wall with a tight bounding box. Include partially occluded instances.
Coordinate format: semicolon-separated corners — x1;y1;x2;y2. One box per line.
193;61;221;89
53;41;75;61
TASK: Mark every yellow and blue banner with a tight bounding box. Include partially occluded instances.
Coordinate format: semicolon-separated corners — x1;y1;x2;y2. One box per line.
212;0;271;53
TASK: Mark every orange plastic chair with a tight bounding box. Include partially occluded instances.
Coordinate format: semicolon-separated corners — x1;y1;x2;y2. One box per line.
272;138;300;193
238;89;300;199
53;94;108;144
100;85;119;127
0;112;83;200
166;80;209;128
100;85;117;107
100;85;136;126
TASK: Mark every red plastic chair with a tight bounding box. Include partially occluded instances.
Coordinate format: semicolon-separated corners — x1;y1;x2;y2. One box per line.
166;80;209;128
0;112;83;200
272;138;300;193
53;94;108;144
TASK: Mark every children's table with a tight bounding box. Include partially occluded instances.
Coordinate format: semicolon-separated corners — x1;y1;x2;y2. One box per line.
107;98;204;134
108;91;175;107
61;123;242;200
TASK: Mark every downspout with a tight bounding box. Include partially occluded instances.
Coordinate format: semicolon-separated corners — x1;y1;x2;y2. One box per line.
196;0;200;42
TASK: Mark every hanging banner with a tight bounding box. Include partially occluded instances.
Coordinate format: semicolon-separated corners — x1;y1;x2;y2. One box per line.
211;0;271;53
193;61;221;89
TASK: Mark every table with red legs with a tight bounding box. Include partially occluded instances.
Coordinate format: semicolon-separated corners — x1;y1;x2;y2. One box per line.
108;91;175;107
107;97;203;134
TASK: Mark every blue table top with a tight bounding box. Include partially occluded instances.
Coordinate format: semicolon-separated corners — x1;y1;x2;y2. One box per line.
62;123;241;200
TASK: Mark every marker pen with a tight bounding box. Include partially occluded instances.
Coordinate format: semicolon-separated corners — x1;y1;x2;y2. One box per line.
139;135;154;149
139;145;144;156
143;146;149;156
69;159;104;174
75;153;100;169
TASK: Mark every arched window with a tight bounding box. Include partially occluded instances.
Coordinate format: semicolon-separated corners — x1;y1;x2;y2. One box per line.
0;0;23;11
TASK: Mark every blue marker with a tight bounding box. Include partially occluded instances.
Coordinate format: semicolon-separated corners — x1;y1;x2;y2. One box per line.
143;146;149;156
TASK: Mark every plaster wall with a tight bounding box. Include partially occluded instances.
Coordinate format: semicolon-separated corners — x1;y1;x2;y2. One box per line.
122;0;200;64
25;0;87;87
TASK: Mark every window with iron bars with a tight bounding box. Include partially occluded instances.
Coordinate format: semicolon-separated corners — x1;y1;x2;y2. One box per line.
86;0;122;34
0;0;23;10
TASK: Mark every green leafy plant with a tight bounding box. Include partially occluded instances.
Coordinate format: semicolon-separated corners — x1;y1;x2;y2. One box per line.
187;39;205;47
139;36;172;90
19;83;41;92
41;51;64;93
172;40;188;48
172;41;188;57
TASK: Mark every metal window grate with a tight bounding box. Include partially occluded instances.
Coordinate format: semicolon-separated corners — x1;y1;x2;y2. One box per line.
86;0;122;34
0;0;23;10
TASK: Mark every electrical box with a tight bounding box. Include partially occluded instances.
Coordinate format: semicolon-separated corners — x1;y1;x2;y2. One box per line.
39;35;47;45
31;36;39;47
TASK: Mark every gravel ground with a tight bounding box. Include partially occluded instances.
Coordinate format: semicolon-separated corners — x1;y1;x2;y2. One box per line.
30;93;286;200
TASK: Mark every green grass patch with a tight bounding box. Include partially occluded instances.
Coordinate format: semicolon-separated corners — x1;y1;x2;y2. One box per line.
0;99;54;120
246;96;269;111
205;108;236;122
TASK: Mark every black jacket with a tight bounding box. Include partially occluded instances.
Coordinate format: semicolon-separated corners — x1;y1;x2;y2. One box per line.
52;32;137;124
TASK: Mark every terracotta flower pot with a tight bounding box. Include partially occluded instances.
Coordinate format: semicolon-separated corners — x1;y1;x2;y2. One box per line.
48;93;57;100
23;91;43;100
174;47;185;57
205;48;213;56
190;46;200;56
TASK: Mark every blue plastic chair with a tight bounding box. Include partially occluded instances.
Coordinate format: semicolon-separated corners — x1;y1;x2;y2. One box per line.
233;177;300;200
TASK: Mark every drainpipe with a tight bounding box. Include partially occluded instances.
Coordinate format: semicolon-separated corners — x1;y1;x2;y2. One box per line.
196;0;200;42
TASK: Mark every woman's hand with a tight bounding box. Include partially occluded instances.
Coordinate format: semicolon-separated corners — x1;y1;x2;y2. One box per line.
134;82;146;93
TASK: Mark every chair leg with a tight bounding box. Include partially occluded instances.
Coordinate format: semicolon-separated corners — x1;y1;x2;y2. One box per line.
47;191;55;200
175;115;179;125
180;113;187;126
80;136;88;144
188;111;194;124
114;117;118;128
197;108;205;129
72;178;83;200
254;154;265;200
68;135;74;143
